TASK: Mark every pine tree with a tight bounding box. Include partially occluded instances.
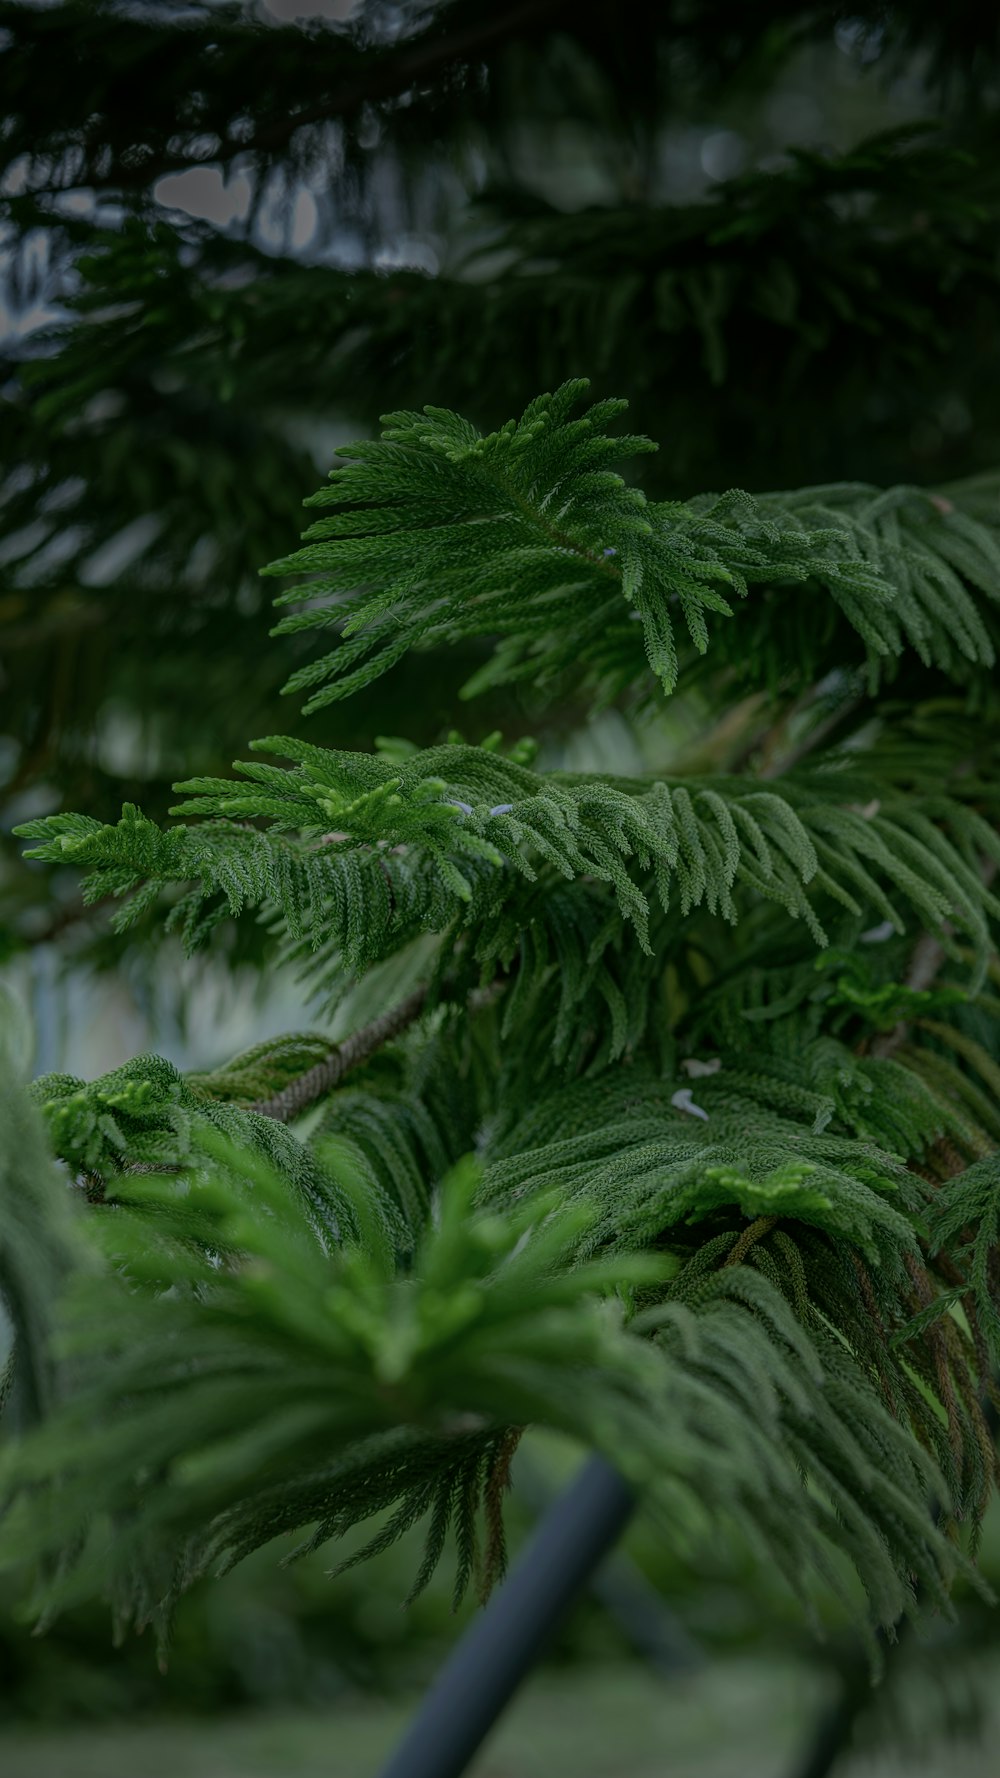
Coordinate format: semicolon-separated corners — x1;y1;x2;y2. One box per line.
6;0;1000;990
3;1;1000;1753
2;376;1000;1681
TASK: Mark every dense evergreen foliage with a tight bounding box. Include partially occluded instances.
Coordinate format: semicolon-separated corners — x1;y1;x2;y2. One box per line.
3;374;1000;1673
2;0;1000;1751
7;0;1000;969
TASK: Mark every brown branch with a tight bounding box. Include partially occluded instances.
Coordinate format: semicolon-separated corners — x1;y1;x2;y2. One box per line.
248;982;430;1122
724;1215;778;1267
248;977;505;1123
118;983;430;1175
118;985;429;1173
107;979;505;1185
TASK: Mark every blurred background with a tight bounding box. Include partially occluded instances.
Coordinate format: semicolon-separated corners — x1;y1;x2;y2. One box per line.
4;1;1000;1772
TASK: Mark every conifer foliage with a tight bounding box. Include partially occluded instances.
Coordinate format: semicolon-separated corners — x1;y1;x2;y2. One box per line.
3;378;1000;1663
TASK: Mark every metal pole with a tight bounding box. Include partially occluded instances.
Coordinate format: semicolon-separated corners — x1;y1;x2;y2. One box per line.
514;1452;701;1676
785;1648;882;1778
377;1454;636;1778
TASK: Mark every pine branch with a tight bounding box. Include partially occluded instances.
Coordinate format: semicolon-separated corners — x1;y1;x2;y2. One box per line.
5;367;1000;1668
18;736;1000;1034
0;1123;980;1644
260;385;1000;712
247;978;504;1123
261;381;897;709
249;984;430;1122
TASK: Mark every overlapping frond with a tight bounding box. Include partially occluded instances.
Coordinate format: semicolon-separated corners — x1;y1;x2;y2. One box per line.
482;1068;920;1265
0;1138;669;1633
25;1056;370;1250
262;383;1000;710
0;1126;979;1653
262;381;892;706
744;482;1000;689
6;370;1000;1659
15;744;1000;1006
476;1055;1000;1532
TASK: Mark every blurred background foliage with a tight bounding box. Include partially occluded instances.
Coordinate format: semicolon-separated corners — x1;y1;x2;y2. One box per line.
8;0;1000;1047
3;1427;1000;1757
4;0;1000;1767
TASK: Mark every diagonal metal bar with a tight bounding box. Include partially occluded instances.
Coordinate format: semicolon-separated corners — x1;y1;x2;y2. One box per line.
513;1452;701;1676
376;1454;635;1778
